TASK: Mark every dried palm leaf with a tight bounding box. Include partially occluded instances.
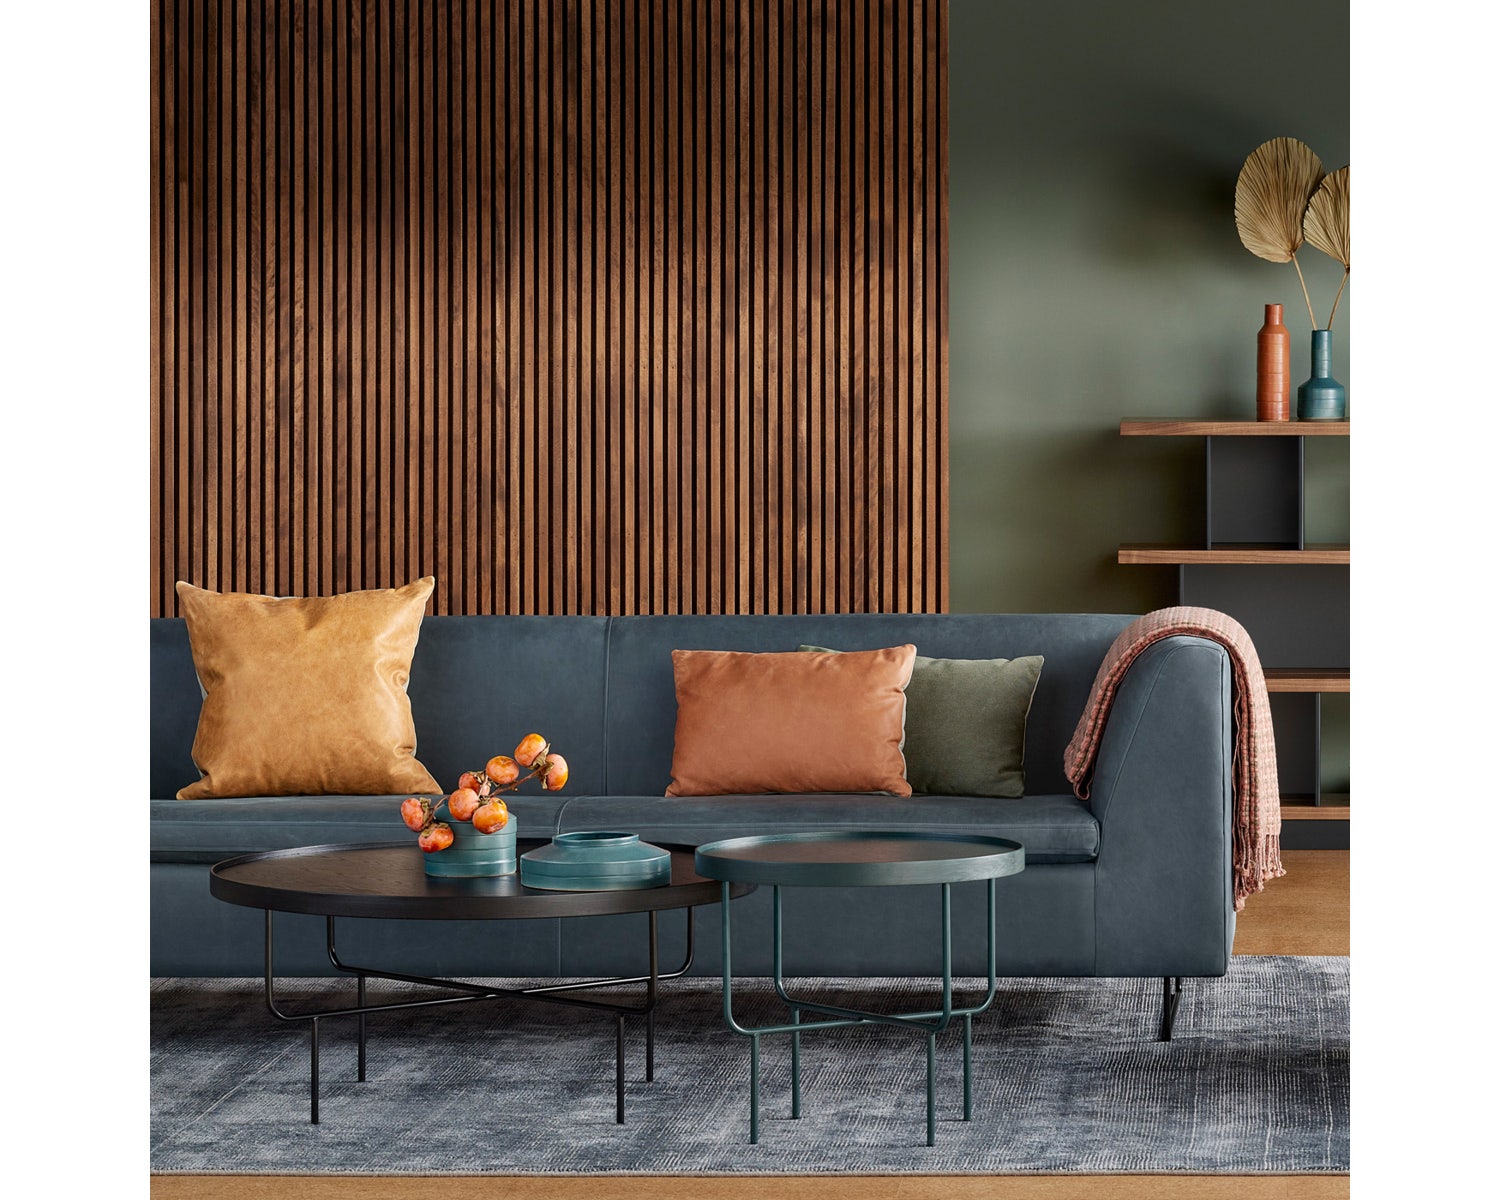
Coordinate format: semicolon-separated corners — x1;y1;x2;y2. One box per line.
1303;166;1349;266
1234;138;1325;262
1304;166;1350;329
1234;138;1325;328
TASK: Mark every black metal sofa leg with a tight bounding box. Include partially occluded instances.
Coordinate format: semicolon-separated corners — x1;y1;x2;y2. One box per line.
1158;976;1184;1041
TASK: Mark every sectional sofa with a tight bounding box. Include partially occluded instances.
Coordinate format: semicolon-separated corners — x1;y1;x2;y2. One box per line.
151;611;1236;1028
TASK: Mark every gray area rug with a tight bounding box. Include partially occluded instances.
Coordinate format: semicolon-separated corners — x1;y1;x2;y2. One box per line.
151;956;1347;1175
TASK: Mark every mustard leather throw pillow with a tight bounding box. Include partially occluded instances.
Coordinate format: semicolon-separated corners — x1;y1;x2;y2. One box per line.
174;577;442;799
665;644;917;797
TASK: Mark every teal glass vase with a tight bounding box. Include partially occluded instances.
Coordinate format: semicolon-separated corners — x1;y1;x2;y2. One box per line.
1297;329;1347;420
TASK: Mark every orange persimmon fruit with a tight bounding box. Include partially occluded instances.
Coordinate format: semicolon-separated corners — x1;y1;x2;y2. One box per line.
400;796;432;832
447;787;480;821
457;771;484;794
539;754;569;791
485;755;521;787
472;799;510;835
513;733;548;768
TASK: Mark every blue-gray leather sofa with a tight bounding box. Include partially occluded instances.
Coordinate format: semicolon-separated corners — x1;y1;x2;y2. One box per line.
151;612;1235;1018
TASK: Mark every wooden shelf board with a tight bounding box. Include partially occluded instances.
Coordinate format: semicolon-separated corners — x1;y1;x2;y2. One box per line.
1281;806;1350;821
1281;798;1350;821
1264;668;1350;693
1118;543;1350;565
1120;418;1350;437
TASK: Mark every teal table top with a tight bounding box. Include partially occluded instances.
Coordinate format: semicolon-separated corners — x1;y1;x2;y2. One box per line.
694;831;1025;888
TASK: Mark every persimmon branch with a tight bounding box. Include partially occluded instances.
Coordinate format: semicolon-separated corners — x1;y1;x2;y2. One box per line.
407;737;564;846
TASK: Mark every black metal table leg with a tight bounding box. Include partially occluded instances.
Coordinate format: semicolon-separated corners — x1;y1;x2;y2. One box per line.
1159;975;1184;1041
646;911;658;1082
356;974;367;1082
351;918;367;1084
310;1016;320;1125
260;904;698;1125
615;1015;626;1124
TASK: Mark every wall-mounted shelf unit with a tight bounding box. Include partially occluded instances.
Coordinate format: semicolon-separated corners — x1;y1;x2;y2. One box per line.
1121;419;1350;438
1118;545;1349;565
1282;802;1350;821
1263;669;1349;693
1118;418;1349;844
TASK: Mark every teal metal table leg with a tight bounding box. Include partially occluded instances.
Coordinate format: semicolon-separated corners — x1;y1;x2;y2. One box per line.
774;886;803;1119
750;1034;761;1144
963;1015;973;1121
968;877;996;1121
718;877;1001;1145
791;1007;802;1118
720;880;767;1145
933;883;952;1144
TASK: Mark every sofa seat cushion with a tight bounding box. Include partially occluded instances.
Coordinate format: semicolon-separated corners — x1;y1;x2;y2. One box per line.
554;793;1099;864
150;795;572;863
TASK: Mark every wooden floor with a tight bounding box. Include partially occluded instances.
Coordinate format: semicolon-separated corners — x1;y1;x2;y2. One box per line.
150;1177;1351;1199
1233;850;1349;956
152;850;1350;1200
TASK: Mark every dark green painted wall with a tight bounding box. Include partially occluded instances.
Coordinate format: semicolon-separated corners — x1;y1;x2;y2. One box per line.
948;0;1351;617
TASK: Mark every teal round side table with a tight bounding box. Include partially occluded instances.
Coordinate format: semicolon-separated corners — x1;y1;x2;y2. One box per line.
694;831;1025;1146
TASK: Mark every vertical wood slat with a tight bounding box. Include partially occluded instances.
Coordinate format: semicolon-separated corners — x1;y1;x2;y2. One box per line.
934;0;950;614
150;0;948;617
151;0;163;611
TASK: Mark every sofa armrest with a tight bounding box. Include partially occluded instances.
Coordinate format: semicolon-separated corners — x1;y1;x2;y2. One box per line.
1086;635;1236;977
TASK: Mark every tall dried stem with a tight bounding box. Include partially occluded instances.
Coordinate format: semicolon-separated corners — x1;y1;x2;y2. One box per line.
1289;253;1318;331
1326;269;1349;331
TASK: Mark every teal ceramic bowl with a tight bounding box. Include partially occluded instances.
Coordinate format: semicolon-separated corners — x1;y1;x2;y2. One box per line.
519;831;671;891
423;818;517;878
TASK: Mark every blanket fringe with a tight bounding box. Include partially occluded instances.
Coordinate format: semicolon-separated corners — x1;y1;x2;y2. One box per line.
1234;832;1288;912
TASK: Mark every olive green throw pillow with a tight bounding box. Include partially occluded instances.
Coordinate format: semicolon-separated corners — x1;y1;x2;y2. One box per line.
799;646;1044;798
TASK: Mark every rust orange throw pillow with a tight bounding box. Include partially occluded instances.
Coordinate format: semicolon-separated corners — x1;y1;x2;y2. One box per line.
174;577;442;799
665;645;917;797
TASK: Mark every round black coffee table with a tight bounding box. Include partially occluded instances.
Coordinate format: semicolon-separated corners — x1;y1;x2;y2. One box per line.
694;831;1025;1146
210;839;755;1125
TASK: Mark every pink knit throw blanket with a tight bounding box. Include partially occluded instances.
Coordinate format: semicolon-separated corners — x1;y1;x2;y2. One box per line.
1063;606;1285;911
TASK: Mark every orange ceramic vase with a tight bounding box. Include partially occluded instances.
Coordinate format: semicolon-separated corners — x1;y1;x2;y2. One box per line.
1256;303;1291;421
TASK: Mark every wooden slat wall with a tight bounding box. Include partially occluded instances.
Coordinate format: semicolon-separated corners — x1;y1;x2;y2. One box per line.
151;0;949;616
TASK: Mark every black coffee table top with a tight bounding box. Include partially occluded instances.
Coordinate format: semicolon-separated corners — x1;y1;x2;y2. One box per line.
210;840;754;920
694;831;1025;887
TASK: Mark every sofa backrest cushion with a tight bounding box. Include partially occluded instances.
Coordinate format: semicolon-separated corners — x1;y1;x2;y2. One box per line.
601;613;1134;796
152;611;1134;802
404;615;612;796
152;619;207;800
150;615;611;800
